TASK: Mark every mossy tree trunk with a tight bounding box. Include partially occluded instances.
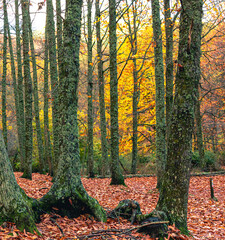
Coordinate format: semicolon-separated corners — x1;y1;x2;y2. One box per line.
28;13;46;172
21;0;33;180
109;0;125;185
195;85;205;167
164;0;174;138
15;0;26;166
0;130;38;233
44;18;53;175
95;0;109;176
87;0;94;178
56;0;63;76
156;0;203;232
2;0;8;150
39;0;106;221
6;0;23;161
151;0;166;188
47;0;59;175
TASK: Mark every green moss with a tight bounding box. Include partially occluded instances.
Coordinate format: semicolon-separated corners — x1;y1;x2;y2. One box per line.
110;173;126;186
13;211;40;234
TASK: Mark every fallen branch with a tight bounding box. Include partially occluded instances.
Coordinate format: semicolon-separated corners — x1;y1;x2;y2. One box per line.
50;217;65;237
77;221;169;239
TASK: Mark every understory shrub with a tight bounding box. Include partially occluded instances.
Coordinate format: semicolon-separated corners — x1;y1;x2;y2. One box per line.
218;151;225;166
192;150;219;171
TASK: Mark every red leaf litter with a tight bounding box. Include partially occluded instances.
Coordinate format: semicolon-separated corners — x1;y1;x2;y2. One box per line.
0;172;224;239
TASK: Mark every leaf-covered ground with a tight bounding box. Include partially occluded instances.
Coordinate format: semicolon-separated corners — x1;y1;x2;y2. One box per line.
0;173;224;239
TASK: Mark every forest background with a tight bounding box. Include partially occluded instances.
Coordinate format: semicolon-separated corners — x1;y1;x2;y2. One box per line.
0;0;225;239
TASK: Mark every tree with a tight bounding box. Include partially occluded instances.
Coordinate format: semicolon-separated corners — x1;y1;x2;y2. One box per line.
156;0;203;232
87;0;94;178
21;0;33;179
0;0;106;233
130;0;139;174
2;0;8;149
15;0;26;165
28;13;46;172
109;0;125;185
115;2;155;161
0;130;38;233
164;0;174;137
46;0;60;174
95;0;109;176
56;0;63;76
39;0;106;222
5;0;22;162
117;0;152;174
195;85;205;167
44;16;53;174
151;0;166;188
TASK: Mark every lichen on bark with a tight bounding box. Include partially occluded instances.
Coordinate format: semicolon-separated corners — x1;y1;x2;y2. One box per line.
151;0;166;188
156;0;203;233
109;0;125;185
0;130;38;233
39;0;106;222
21;0;33;180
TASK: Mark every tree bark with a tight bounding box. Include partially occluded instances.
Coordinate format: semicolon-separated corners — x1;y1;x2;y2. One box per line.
151;0;166;188
39;0;106;221
6;0;23;162
195;85;205;167
47;0;60;175
2;0;8;150
15;0;26;166
56;0;63;77
131;1;139;175
87;0;94;178
156;0;203;232
21;0;33;180
95;0;109;176
164;0;174;138
44;17;53;175
0;130;38;233
109;0;125;185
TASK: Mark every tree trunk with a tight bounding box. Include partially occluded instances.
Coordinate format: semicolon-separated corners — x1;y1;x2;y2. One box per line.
6;0;23;161
39;0;106;221
44;17;53;175
87;0;94;178
28;13;46;172
212;116;217;153
109;0;125;185
164;0;174;138
156;0;203;232
131;1;139;175
47;0;59;175
95;0;109;177
56;0;63;76
21;0;33;180
195;85;205;167
15;0;26;166
0;130;38;233
151;0;166;188
2;0;8;150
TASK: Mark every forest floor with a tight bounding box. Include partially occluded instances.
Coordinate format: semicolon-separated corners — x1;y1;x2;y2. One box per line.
0;172;224;239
